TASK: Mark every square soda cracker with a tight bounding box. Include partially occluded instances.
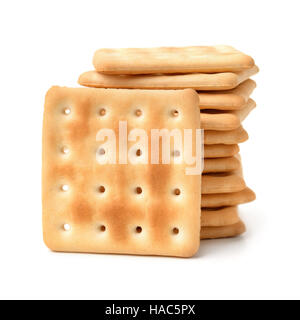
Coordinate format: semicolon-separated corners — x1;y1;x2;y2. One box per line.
203;155;241;173
204;126;248;145
201;206;240;227
78;66;259;91
204;144;240;158
198;79;256;110
92;45;255;74
43;87;202;257
200;99;256;131
201;187;256;208
200;220;246;240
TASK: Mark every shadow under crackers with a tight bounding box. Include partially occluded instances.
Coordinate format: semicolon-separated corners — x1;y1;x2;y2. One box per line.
194;235;247;259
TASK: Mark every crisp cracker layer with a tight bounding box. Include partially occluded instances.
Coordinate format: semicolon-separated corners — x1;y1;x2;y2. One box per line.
93;45;255;74
43;87;201;257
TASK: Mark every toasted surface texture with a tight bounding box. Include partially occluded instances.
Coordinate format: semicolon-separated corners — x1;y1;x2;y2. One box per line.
43;87;201;257
201;187;256;208
200;98;256;130
202;172;246;194
93;45;255;74
198;79;256;110
204;126;248;145
201;112;241;131
200;220;246;239
203;155;241;173
78;66;258;91
201;206;240;227
231;98;256;122
204;144;240;158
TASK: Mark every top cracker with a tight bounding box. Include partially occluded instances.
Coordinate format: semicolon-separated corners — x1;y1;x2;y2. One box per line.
93;45;254;74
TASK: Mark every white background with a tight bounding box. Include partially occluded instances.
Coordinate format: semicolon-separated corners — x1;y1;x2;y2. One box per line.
0;0;299;300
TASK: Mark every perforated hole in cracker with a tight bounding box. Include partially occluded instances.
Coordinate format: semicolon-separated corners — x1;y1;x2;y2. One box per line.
99;108;106;116
99;186;106;193
61;146;70;154
173;150;181;157
135;226;142;234
99;225;106;232
61;184;69;192
172;109;179;117
98;148;106;155
63;224;71;231
136;187;143;195
174;188;181;196
172;227;179;235
135;109;142;117
63;107;71;115
136;149;142;157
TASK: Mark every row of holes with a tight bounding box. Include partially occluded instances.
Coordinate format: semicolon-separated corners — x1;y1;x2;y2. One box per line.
62;224;180;235
63;107;180;117
60;185;181;195
98;149;181;157
61;147;181;158
61;108;181;157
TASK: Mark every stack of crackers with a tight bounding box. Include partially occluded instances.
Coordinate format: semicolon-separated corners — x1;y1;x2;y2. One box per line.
43;46;258;257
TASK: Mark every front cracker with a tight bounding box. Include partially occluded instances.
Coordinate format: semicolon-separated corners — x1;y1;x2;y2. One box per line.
42;87;201;257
